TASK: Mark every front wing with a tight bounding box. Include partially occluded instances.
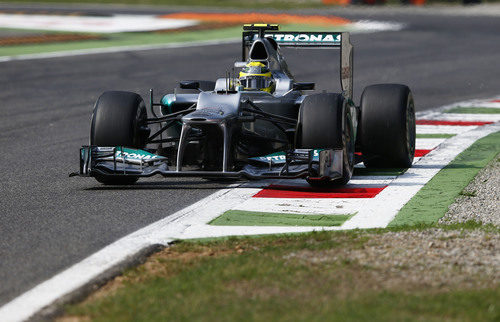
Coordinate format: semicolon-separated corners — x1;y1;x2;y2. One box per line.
71;146;344;181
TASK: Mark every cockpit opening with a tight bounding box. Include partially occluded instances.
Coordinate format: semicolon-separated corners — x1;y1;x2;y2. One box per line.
249;41;268;60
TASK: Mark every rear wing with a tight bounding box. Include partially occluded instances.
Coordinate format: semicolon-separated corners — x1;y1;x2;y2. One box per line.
242;24;353;100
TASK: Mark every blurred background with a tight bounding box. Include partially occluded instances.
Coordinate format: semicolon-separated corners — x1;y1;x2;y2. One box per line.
1;0;499;312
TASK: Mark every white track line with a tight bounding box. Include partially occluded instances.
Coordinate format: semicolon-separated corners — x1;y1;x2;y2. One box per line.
1;100;499;321
425;113;500;122
416;138;447;149
416;125;472;134
232;198;360;215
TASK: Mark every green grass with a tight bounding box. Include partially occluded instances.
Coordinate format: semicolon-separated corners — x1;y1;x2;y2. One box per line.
445;107;500;114
209;210;353;226
416;133;455;139
389;131;500;227
64;228;500;321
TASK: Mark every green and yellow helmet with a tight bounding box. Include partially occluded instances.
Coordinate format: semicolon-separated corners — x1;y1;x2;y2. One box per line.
239;61;275;93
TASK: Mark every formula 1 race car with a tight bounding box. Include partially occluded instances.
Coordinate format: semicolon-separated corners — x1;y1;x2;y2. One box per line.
72;24;415;186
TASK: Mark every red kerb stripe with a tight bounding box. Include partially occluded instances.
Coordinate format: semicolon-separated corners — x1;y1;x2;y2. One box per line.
356;150;432;157
416;120;493;126
253;185;387;199
490;99;500;103
415;149;432;157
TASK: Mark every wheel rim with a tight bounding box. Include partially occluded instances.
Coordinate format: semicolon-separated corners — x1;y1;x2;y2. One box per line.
406;97;416;162
134;103;149;148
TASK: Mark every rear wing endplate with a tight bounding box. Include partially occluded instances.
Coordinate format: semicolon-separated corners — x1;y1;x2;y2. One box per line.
242;27;353;100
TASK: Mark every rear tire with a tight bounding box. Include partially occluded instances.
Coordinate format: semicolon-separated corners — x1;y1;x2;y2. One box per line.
359;84;415;168
296;94;354;186
90;91;150;185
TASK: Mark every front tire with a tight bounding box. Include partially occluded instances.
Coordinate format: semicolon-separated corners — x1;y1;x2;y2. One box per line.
296;93;354;186
90;91;150;185
359;84;416;168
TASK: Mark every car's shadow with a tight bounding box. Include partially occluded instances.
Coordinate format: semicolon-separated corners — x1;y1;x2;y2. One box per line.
85;179;245;191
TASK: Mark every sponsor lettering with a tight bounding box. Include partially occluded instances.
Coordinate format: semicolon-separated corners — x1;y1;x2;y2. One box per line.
252;150;321;163
115;151;159;161
260;154;286;162
268;33;341;44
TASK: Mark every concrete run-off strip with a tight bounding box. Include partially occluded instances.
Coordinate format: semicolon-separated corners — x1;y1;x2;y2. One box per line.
0;98;499;321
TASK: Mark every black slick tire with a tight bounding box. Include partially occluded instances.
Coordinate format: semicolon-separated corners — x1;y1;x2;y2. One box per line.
90;91;150;185
359;84;416;168
296;93;354;187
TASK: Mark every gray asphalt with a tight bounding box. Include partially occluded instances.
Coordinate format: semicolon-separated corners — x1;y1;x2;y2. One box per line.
1;6;500;307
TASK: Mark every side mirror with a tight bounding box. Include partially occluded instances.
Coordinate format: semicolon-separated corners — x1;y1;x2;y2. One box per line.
179;81;200;90
293;82;315;91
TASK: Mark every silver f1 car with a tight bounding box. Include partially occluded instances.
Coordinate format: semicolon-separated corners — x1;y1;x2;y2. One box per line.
72;24;416;186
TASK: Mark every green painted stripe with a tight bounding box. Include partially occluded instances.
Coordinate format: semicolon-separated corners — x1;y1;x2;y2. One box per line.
389;131;500;227
416;133;455;139
209;210;354;227
353;167;407;176
445;107;500;114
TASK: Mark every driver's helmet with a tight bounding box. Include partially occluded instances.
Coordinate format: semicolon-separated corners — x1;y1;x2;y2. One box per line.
239;62;274;93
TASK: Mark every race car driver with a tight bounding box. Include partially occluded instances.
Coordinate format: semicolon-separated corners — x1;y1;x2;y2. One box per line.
238;61;275;93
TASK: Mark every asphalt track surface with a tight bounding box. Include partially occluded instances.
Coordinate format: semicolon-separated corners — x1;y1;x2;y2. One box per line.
2;5;500;307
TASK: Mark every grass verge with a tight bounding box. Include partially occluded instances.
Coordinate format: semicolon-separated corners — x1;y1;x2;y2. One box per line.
389;130;500;227
61;223;499;322
209;210;353;226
